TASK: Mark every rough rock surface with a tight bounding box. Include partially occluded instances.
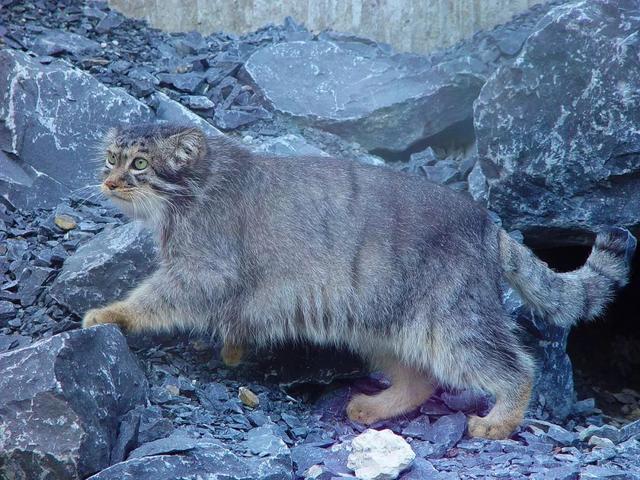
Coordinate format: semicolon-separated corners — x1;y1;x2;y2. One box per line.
0;325;148;479
0;50;154;210
244;40;486;152
347;429;415;480
474;0;640;246
89;438;291;480
49;222;156;316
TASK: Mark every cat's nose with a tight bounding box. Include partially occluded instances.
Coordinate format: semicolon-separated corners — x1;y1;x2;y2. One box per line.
104;179;118;190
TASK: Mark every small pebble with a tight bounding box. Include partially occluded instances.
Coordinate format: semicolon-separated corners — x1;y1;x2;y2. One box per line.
54;214;77;231
238;386;259;408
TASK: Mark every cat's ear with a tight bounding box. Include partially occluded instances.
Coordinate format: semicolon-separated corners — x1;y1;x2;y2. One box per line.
161;128;206;168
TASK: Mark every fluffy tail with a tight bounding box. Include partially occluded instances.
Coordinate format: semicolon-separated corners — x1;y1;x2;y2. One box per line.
499;227;636;328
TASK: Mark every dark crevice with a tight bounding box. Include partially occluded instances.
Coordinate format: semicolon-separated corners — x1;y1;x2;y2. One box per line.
370;117;476;163
531;243;640;422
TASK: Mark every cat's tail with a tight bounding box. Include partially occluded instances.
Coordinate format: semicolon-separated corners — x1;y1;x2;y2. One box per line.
499;227;636;327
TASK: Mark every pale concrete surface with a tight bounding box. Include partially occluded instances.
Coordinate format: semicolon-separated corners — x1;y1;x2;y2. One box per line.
109;0;549;54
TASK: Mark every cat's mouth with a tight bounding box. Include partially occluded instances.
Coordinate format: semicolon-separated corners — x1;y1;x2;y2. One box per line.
107;190;134;201
101;184;135;201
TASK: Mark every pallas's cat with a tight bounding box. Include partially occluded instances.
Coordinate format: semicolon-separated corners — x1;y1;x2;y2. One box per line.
83;123;632;439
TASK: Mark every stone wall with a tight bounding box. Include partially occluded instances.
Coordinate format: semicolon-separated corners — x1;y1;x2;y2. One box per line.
108;0;549;54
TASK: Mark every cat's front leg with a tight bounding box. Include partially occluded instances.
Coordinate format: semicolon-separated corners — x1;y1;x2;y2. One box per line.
83;301;139;331
82;269;186;334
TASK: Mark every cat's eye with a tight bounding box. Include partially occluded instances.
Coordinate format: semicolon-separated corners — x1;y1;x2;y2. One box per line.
106;153;116;166
132;158;148;170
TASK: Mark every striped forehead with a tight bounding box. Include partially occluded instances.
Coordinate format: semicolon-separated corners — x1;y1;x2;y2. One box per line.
111;136;151;155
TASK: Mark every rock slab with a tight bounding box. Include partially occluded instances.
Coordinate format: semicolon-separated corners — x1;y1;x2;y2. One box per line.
245;40;485;152
0;325;148;479
474;0;640;245
49;222;156;316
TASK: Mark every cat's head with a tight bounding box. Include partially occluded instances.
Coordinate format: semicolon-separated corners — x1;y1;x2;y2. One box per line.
99;123;207;221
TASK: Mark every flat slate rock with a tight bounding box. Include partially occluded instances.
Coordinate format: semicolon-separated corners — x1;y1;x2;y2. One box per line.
28;28;101;56
244;40;486;152
474;0;640;245
150;92;222;139
90;440;293;480
0;325;148;479
49;222;156;316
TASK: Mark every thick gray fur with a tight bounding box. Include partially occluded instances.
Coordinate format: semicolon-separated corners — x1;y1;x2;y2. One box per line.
89;123;632;434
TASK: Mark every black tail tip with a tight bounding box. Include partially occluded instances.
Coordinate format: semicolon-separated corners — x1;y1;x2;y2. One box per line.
597;227;637;266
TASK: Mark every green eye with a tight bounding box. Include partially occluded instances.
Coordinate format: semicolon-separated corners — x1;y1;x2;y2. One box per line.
133;158;148;170
107;154;116;165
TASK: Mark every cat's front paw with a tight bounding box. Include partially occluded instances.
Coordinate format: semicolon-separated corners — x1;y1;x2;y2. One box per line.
82;304;133;331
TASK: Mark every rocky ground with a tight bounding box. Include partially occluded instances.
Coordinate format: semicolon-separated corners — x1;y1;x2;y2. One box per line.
1;0;640;479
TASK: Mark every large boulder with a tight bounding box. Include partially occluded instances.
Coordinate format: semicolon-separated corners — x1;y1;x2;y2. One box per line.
0;325;148;479
49;222;156;316
474;0;640;246
0;49;154;210
244;40;486;152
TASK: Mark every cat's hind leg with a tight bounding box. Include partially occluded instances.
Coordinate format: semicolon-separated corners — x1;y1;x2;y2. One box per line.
347;358;435;424
220;341;245;367
430;318;534;440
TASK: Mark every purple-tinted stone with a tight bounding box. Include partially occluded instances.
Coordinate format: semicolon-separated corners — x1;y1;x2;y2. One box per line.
290;444;328;474
401;457;439;479
420;399;454;416
440;390;492;415
402;416;431;440
422;412;467;448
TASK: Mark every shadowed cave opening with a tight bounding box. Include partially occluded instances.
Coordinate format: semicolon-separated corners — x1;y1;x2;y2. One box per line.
532;242;640;424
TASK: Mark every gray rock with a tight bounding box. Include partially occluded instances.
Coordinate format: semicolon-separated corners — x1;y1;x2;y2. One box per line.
29;28;101;56
243;424;293;479
0;300;16;324
253;134;330;158
578;424;621;444
158;72;206;94
245;424;288;457
0;325;148;479
619;418;640;443
422;412;467;448
0;50;153;209
17;265;52;306
180;95;215;110
129;430;200;459
213;108;265;130
149;92;222;139
138;406;174;444
95;11;125;34
422;160;459;185
474;0;640;246
49;222;156;316
110;407;142;464
89;442;259;480
244;41;486;152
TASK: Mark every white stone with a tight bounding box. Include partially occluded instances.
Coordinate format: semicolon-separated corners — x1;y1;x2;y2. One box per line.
304;464;324;479
347;429;415;480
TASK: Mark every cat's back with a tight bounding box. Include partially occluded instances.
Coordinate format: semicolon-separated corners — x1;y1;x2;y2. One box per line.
248;153;490;247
